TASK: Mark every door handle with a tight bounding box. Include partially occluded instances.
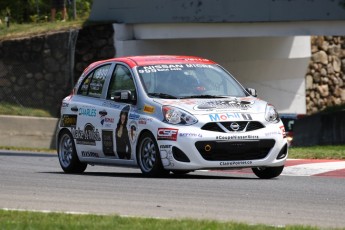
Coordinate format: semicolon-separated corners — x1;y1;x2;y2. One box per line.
99;110;108;116
71;106;78;112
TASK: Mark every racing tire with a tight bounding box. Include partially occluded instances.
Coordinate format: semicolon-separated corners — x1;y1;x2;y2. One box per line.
58;130;87;174
137;132;169;177
252;166;284;179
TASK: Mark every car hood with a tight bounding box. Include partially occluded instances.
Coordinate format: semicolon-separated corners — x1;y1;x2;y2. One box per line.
153;97;267;115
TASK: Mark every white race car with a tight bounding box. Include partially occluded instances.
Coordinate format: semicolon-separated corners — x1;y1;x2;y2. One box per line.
57;55;288;179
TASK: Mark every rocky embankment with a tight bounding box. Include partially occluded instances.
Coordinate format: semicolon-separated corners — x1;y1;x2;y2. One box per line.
306;36;345;114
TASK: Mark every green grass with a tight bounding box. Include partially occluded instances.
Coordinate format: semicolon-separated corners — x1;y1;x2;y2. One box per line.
288;145;345;160
0;210;322;230
0;102;53;117
0;17;86;41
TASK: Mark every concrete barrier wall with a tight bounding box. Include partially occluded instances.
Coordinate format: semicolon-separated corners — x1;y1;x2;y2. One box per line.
0;115;58;149
293;110;345;146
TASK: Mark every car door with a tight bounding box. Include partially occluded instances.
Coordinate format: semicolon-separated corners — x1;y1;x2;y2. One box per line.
103;64;138;160
73;63;113;159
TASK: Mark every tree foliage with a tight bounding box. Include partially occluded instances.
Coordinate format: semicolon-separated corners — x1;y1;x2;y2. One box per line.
0;0;93;23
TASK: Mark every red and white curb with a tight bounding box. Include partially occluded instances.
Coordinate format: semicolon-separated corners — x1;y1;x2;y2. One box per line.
212;159;345;178
282;159;345;178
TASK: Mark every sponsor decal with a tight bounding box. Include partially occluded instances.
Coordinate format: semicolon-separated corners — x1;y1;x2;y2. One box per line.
129;121;138;143
102;130;115;156
185;64;215;68
157;99;197;106
280;125;286;138
100;116;114;127
102;101;121;109
105;117;114;123
195;99;254;111
89;82;103;91
216;135;259;140
138;117;153;125
62;102;69;108
72;123;101;146
129;113;140;120
209;113;240;121
81;151;99;158
79;108;96;117
160;149;175;167
265;131;282;137
157;128;179;141
138;64;214;74
179;133;202;138
143;104;155;114
242;114;253;120
138;65;184;73
209;113;253;122
220;161;252;166
115;105;132;160
60;114;77;127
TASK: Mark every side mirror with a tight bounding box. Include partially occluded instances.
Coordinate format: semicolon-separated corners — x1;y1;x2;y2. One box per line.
113;90;136;104
246;88;257;97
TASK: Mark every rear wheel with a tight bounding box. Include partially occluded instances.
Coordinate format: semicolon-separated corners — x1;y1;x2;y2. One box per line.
58;130;87;173
252;166;284;179
137;132;169;177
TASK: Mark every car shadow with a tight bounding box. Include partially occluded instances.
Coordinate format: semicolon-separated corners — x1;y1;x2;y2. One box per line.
41;171;258;180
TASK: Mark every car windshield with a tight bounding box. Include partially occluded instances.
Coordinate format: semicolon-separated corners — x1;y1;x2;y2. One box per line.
136;64;247;99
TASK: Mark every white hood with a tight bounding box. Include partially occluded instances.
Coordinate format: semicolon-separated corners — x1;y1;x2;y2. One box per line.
153;97;267;115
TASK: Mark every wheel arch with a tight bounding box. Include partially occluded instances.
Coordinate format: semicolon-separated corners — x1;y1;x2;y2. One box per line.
56;128;73;150
135;128;156;155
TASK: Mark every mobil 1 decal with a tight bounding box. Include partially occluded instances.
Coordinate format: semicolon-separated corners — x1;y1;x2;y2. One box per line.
72;123;101;146
102;130;115;157
60;114;77;127
194;99;254;111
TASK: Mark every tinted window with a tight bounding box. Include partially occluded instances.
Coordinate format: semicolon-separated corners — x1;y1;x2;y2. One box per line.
78;64;110;98
107;65;136;100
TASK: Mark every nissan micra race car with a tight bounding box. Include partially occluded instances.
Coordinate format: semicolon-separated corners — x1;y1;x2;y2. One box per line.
57;55;288;179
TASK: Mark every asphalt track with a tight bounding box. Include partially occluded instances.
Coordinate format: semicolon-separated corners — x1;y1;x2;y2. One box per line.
0;151;345;228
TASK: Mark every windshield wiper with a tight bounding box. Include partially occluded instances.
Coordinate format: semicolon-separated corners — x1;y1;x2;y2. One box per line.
148;93;178;99
180;95;227;99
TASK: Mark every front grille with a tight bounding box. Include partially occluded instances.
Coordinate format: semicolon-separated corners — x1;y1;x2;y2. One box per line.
201;121;265;133
195;139;275;161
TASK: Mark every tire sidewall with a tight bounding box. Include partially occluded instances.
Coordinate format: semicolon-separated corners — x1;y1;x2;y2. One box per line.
252;166;284;179
136;132;168;177
58;130;87;173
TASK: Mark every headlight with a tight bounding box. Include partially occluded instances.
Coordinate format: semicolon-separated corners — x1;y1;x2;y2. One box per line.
162;106;198;125
265;104;280;123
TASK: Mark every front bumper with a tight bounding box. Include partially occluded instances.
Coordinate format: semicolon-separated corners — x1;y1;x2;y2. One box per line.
158;124;288;170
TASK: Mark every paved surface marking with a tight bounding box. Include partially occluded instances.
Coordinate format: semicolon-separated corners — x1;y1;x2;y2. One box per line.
217;159;345;178
283;159;345;177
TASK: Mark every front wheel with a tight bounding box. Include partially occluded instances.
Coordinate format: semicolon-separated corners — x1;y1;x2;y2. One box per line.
252;166;284;179
136;132;169;177
58;130;87;173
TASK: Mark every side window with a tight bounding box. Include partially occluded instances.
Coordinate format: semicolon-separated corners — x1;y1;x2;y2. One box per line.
107;65;136;100
78;64;110;98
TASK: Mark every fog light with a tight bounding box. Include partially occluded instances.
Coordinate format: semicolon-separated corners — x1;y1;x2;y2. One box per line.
276;144;288;159
172;147;190;162
205;144;212;152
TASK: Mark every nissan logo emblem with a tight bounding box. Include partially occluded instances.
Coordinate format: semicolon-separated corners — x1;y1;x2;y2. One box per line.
230;122;240;131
